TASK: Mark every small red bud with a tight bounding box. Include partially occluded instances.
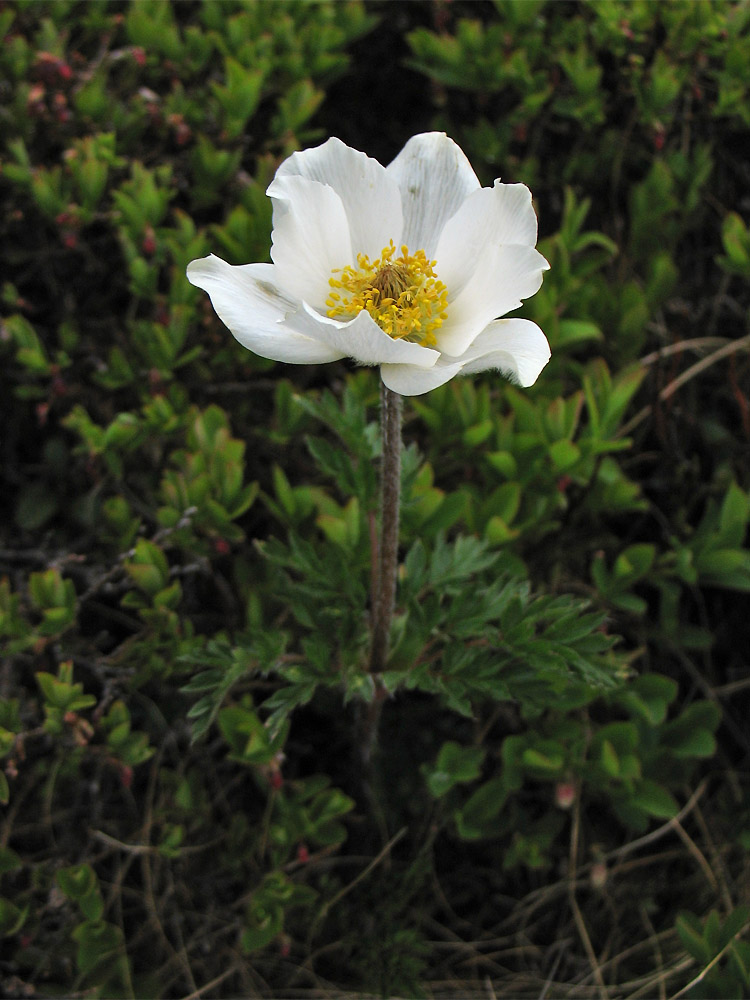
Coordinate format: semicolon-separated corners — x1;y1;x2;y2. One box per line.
132;46;147;67
175;121;192;146
214;538;231;556
35;52;72;83
53;92;69;124
270;771;283;791
296;844;309;864
142;227;157;256
556;475;572;494
120;764;134;789
590;861;607;890
555;782;576;810
27;83;46;114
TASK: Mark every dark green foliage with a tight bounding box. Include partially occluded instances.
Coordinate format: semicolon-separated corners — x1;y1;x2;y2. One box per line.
1;1;749;997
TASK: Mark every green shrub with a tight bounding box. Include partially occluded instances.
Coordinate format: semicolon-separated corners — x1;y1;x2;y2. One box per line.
1;1;749;996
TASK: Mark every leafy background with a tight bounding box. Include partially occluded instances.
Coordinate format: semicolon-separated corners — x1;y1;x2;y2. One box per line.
1;0;750;997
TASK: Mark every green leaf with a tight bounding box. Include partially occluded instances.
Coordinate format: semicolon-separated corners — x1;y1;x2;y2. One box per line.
676;911;712;964
548;439;581;472
618;673;676;725
557;319;603;347
0;898;28;938
425;741;485;798
730;940;750;988
0;847;20;877
71;919;123;977
719;482;750;545
600;739;620;777
661;701;721;758
56;863;98;901
454;777;509;840
630;780;679;819
696;548;750;591
14;481;58;531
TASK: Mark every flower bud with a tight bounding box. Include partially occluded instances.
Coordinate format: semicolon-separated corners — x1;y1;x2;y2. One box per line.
555;781;576;810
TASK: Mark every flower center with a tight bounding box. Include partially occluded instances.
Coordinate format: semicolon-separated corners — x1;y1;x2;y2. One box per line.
325;241;448;347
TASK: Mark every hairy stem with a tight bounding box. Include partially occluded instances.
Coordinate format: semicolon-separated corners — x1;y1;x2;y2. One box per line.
358;384;403;784
369;383;402;675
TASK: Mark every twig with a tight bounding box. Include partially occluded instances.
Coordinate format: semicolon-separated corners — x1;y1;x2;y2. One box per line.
670;818;718;893
90;828;156;856
619;333;750;438
669;919;750;1000
604;780;708;864
309;826;407;939
639;903;666;1000
639;337;729;367
177;964;242;1000
568;791;609;998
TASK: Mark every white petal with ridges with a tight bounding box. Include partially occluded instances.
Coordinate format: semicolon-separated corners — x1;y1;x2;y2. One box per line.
455;318;551;387
273;137;403;260
382;318;550;395
267;174;353;309
186;255;342;364
436;244;549;358
436;181;540;296
380;358;465;395
290;304;440;369
387;132;480;258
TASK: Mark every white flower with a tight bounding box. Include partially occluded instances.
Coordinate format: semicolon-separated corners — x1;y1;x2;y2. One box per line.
187;133;550;396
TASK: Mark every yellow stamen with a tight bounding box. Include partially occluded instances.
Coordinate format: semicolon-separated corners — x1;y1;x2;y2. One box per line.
326;240;448;347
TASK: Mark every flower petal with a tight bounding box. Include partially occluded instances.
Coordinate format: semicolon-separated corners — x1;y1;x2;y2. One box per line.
380;357;464;396
266;174;352;309
186;255;342;364
387;132;480;258
290;303;440;369
273;137;403;259
381;318;550;395
436;244;549;358
436;181;540;296
453;318;551;387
